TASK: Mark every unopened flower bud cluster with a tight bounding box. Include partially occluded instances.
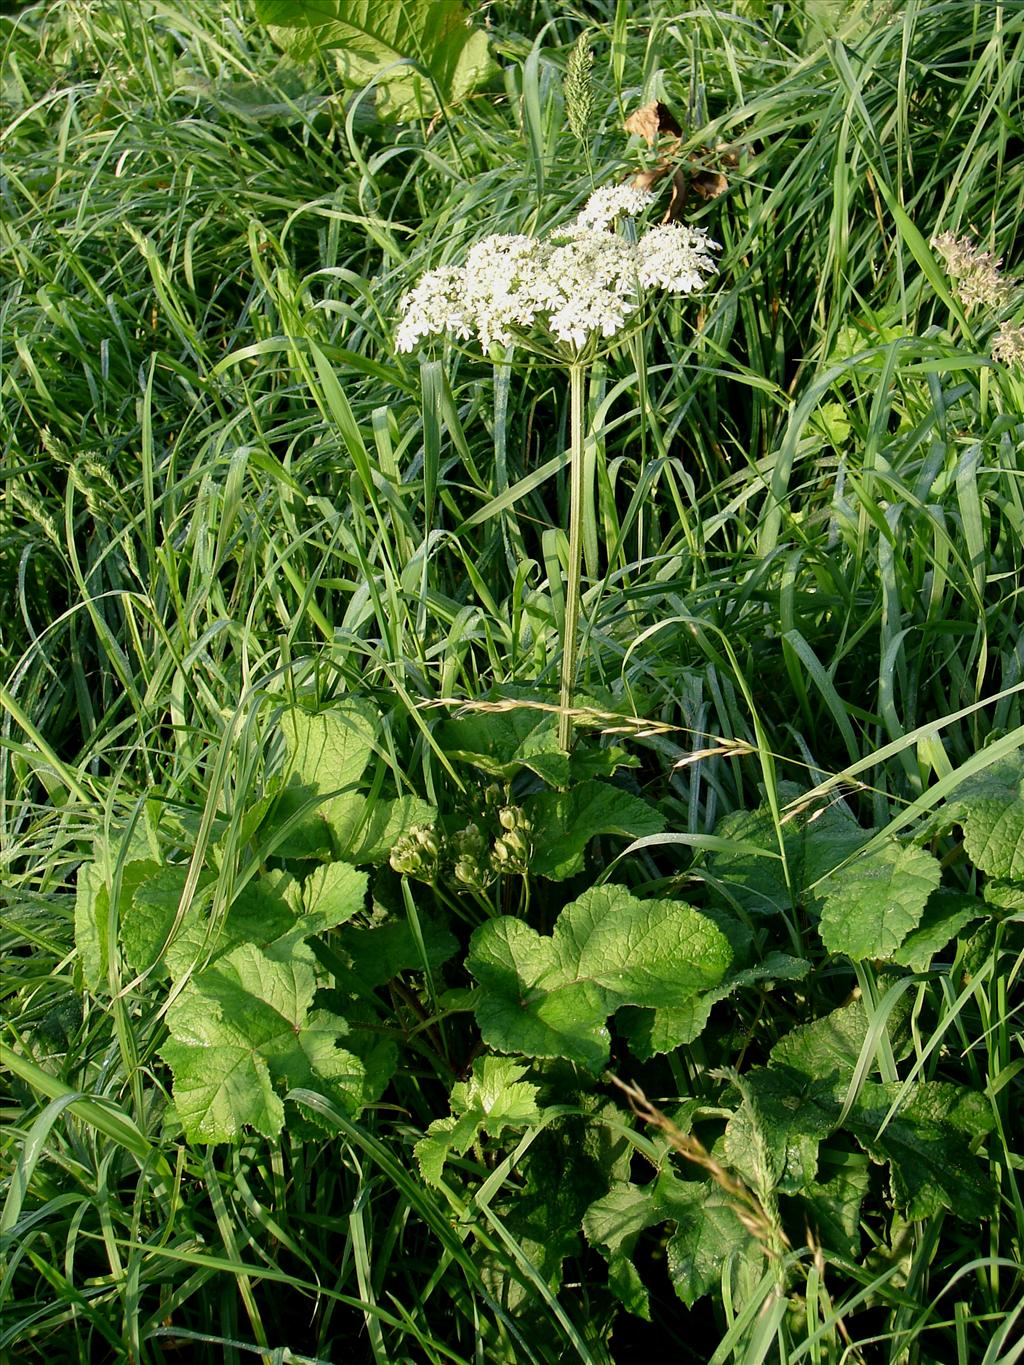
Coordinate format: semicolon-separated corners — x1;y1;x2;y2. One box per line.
396;183;719;355
389;804;533;889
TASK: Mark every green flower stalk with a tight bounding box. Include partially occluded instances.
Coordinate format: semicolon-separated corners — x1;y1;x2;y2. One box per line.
395;184;719;748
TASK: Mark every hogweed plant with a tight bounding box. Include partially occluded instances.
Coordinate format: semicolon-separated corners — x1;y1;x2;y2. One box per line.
396;184;719;748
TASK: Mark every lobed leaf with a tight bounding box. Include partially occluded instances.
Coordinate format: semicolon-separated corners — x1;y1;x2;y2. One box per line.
796;1158;871;1259
467;885;731;1070
525;780;665;880
708;798;869;916
944;753;1024;880
415;1056;542;1186
584;1172;706;1319
891;889;984;971
667;1189;759;1309
618;952;810;1060
817;840;941;960
848;1080;995;1221
161;941;366;1143
437;703;568;787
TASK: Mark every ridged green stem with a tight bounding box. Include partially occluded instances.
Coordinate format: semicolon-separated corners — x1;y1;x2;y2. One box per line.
558;363;586;752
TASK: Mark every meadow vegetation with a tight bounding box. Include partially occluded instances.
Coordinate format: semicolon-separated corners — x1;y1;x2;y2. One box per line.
1;1;1022;1361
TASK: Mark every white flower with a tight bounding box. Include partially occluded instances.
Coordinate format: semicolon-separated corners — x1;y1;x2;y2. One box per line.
394;180;720;355
635;223;720;294
541;229;640;347
395;265;471;352
575;182;654;232
463;234;547;349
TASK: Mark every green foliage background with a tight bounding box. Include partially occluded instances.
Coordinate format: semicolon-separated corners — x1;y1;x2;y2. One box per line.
1;0;1022;1361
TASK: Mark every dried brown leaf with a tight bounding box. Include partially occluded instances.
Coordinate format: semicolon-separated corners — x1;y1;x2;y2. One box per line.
689;167;729;201
624;100;683;148
630;165;673;194
664;165;690;222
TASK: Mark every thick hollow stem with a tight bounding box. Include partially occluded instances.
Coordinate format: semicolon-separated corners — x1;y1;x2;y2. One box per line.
558;363;586;752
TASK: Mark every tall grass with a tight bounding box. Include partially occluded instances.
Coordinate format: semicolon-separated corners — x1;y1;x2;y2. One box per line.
2;0;1022;1360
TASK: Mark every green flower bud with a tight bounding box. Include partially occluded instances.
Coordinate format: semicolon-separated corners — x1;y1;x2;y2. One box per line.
452;822;487;857
389;824;440;881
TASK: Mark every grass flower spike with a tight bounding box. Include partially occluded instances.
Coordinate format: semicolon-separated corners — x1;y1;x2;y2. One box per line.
564;32;594;148
931;231;1016;312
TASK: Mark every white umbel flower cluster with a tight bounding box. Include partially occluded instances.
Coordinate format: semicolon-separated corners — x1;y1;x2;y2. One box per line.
574;182;654;231
394;266;471;354
396;183;718;355
636;224;721;293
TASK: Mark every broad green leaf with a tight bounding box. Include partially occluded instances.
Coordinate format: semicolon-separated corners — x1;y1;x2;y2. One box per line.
801;804;876;884
705;807;792;914
316;790;365;856
469;917;610;1070
264;863;367;960
984;879;1024;910
618;952;809;1060
667;1187;758;1309
301;861;367;932
848;1080;995;1220
253;0;494;122
891;890;983;972
796;1157;870;1258
437;703;568;787
222;870;302;948
448;1056;542;1134
569;744;640;780
121;864;215;980
584;1172;707;1319
945;754;1024;880
74;862;110;992
267;788;335;860
414;1116;469;1188
725;1065;840;1194
525;780;665;880
336;793;437;865
708;798;868;917
959;919;1000;984
91;816;160;878
500;1087;633;1293
288;1009;364;1090
161;941;364;1143
467;886;731;1070
721;995;912;1192
817;840;941;960
415;1056;542;1186
162;1035;284;1144
770;993;910;1078
281;700;378;796
334;914;457;994
76;857;162;990
272;701;378;859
